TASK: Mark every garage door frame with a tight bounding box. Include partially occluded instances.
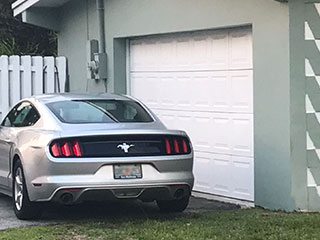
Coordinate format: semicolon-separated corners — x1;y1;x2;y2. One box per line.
126;27;254;204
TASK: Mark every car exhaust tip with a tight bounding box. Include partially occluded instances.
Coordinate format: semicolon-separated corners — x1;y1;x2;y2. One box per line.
60;193;74;205
174;189;184;199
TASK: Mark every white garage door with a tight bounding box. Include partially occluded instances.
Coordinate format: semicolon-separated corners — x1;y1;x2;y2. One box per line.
129;27;254;202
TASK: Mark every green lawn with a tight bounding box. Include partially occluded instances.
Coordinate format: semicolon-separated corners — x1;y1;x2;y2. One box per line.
1;209;320;240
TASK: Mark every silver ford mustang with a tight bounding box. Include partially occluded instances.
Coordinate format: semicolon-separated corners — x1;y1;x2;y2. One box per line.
0;93;194;219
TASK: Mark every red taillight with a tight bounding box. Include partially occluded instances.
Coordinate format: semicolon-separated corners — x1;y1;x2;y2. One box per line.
51;143;61;157
173;139;180;153
165;137;189;155
61;142;72;157
50;140;83;158
165;139;171;154
182;139;188;153
72;141;82;157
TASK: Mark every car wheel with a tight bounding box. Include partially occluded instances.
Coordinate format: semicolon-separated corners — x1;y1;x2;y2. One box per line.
13;160;42;220
156;196;190;213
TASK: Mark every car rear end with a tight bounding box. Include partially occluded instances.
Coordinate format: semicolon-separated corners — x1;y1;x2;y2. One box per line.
26;95;194;206
27;129;194;206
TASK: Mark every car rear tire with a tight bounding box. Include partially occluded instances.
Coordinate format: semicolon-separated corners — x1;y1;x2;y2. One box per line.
13;160;42;220
156;196;190;213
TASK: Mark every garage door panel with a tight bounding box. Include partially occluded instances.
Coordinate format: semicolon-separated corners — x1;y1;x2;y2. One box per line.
146;40;159;71
160;74;177;108
158;39;176;70
193;152;254;200
231;114;254;157
131;29;251;72
192;35;210;69
153;110;211;153
131;71;252;114
210;31;229;70
229;28;253;70
231;156;254;201
131;73;160;108
191;113;213;152
230;70;253;113
212;114;232;155
211;72;230;112
210;153;233;196
142;39;159;71
130;27;254;202
152;110;178;129
176;37;192;70
130;40;148;71
153;110;253;157
193;152;212;193
190;73;213;111
166;74;193;109
152;110;209;152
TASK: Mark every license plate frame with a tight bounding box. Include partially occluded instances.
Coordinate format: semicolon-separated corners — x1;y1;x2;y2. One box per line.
113;164;142;179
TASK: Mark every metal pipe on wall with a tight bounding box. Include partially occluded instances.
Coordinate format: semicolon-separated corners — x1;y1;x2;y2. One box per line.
97;0;106;53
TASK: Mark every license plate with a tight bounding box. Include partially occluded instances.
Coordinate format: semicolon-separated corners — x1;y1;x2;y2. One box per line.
114;164;142;179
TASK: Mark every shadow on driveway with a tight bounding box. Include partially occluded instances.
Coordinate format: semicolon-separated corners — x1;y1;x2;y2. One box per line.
0;193;239;230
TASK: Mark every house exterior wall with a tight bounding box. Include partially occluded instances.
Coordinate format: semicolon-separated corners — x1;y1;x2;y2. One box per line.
55;0;296;211
289;0;308;212
280;0;320;212
300;0;320;210
22;0;311;210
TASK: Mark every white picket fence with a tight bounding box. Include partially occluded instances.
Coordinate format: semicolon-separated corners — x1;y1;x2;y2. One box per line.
0;55;67;120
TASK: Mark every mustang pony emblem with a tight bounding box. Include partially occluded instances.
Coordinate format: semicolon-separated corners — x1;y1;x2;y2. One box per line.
117;143;135;153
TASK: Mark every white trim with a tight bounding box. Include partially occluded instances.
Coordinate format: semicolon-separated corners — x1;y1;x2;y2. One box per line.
21;11;27;22
12;0;39;16
305;22;315;41
306;94;316;114
305;58;315;77
307;132;316;150
12;0;26;9
307;168;317;187
192;191;255;208
315;3;320;17
126;39;131;95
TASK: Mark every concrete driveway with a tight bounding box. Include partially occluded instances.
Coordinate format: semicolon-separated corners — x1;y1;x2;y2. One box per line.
0;192;238;230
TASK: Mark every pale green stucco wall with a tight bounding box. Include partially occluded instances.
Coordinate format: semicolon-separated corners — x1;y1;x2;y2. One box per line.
58;0;106;93
57;0;295;211
28;0;303;210
293;0;320;211
288;0;308;211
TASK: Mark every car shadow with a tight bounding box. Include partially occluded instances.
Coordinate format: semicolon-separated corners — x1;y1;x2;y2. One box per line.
40;197;239;222
1;192;239;224
42;200;161;221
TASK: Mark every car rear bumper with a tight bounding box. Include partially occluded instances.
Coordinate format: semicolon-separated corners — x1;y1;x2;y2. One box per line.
25;155;194;202
51;183;192;204
32;175;194;203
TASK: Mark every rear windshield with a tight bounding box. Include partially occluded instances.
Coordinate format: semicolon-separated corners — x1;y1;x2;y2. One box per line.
46;100;154;124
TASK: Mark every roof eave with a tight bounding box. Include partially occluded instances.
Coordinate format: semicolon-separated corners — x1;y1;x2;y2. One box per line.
12;0;71;16
12;0;40;16
13;0;288;17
